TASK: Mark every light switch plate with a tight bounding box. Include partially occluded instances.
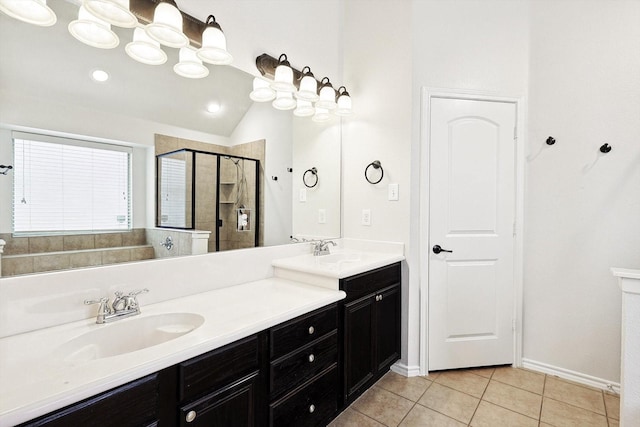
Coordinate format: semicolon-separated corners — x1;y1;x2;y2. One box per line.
388;183;399;201
318;209;326;224
362;209;371;226
299;188;307;202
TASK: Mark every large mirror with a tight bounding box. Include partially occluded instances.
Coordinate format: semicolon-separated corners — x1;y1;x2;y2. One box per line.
0;0;341;277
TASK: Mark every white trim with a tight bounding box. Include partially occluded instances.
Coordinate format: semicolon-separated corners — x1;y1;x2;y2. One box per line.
391;361;421;377
418;88;526;375
522;358;621;393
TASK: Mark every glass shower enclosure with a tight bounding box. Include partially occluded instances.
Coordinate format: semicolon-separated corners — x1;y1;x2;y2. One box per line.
156;149;259;252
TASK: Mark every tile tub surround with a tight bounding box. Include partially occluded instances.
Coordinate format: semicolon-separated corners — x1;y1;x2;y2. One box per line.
0;279;345;426
330;367;620;427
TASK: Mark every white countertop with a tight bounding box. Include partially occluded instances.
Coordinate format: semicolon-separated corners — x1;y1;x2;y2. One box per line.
0;278;345;427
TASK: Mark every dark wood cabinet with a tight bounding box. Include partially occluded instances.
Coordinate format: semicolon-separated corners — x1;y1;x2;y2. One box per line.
340;262;401;405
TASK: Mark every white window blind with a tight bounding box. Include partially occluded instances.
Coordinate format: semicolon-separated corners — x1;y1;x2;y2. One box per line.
12;132;132;235
159;157;187;228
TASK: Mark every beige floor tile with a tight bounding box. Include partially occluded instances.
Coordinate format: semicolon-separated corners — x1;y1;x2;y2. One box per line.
399;404;466;427
540;397;608;427
608;418;619;427
492;367;545;394
328;408;385;427
466;367;496;378
544;376;606;415
470;401;538;427
604;393;620;420
435;370;490;398
424;371;441;381
375;371;432;402
351;386;414;427
482;380;542;419
418;382;480;424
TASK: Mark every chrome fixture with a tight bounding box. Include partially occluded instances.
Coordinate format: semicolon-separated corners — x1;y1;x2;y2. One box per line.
85;288;149;324
253;53;353;120
312;240;336;256
161;236;174;250
0;0;233;79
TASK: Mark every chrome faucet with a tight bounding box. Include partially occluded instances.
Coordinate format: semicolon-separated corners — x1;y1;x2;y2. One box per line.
312;240;337;256
85;289;149;324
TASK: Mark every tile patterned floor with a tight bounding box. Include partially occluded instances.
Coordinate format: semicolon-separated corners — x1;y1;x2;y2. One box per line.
328;367;620;427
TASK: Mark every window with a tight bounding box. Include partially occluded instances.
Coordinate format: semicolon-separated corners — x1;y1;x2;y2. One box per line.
12;132;131;235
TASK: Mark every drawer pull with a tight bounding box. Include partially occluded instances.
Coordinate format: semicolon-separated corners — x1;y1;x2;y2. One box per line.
308;326;315;335
308;354;315;363
309;404;316;413
186;410;197;423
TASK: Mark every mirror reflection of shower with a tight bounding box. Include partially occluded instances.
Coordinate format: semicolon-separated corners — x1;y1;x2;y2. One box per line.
157;149;260;253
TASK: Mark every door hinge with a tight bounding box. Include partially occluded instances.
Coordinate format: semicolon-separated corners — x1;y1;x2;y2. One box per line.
512;318;517;332
513;222;516;237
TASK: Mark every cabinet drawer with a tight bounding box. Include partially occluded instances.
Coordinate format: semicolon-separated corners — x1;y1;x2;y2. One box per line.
179;334;259;401
270;304;337;359
270;331;337;397
20;373;159;427
269;365;338;427
340;262;400;302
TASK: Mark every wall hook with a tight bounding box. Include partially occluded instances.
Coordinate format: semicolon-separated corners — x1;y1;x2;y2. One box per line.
303;167;318;188
546;136;556;146
0;165;13;175
271;176;278;181
365;160;384;184
599;143;612;153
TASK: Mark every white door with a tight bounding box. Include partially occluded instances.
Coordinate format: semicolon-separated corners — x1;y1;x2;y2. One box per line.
428;97;516;371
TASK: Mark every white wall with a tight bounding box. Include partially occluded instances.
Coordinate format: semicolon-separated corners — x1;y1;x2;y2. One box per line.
230;102;293;246
523;0;640;383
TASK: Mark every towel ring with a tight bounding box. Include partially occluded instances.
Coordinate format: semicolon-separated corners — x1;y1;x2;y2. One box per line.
303;167;318;188
365;160;383;184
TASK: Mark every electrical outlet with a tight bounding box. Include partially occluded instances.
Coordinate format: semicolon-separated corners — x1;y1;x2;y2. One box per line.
318;209;326;224
362;209;371;226
388;183;399;201
299;188;307;202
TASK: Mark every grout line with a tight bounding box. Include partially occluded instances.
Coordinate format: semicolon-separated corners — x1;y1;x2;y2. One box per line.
539;374;547;423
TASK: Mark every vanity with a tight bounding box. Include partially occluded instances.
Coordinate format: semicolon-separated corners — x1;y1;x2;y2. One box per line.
0;240;404;427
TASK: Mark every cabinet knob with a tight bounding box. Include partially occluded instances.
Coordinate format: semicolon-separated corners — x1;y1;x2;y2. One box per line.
309;404;316;413
308;354;315;363
308;326;315;335
186;410;197;423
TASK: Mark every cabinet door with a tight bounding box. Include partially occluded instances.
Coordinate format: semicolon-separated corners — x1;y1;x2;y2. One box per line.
375;284;401;372
179;372;259;427
343;295;375;401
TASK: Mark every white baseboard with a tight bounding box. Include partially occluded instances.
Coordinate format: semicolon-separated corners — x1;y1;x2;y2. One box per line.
391;362;421;377
522;358;620;393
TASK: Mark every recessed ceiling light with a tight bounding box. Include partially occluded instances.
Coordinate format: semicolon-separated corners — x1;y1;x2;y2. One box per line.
91;69;109;82
206;102;221;114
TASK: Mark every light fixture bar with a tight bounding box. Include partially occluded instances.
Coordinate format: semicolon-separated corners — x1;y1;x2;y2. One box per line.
256;53;313;90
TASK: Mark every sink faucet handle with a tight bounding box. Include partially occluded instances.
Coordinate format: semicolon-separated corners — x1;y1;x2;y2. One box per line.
128;288;149;297
85;297;112;322
84;297;109;306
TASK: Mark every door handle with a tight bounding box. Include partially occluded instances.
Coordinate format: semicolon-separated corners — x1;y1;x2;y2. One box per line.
432;245;453;254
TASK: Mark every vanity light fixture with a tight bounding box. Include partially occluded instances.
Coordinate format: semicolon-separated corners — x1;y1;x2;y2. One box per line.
296;66;319;102
83;0;137;28
316;77;337;110
197;15;232;65
173;47;209;79
312;107;331;123
335;86;352;116
271;54;296;93
0;0;57;27
272;91;296;111
249;77;276;102
293;99;315;117
125;27;167;65
68;5;119;49
145;0;188;48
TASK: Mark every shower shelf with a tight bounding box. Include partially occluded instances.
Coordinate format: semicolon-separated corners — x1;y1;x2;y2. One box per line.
220;182;236;185
220;201;235;204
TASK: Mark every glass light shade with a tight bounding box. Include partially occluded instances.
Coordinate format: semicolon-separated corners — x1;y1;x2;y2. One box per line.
125;27;167;65
293;99;315;117
249;77;275;102
271;64;295;93
68;5;119;49
296;74;319;102
272;91;296;111
0;0;56;26
145;1;188;48
335;92;352;116
174;47;209;79
312;107;331;123
316;85;337;110
83;0;136;28
197;22;233;65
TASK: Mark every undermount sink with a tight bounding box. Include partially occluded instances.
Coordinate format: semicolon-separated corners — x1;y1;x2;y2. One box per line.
318;252;362;265
53;313;204;364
